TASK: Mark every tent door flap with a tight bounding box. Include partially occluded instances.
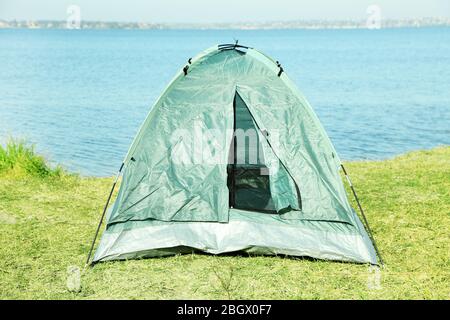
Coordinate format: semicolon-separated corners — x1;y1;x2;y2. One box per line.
227;91;302;214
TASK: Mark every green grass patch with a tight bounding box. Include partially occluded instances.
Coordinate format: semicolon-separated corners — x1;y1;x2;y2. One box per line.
0;139;63;178
0;145;449;299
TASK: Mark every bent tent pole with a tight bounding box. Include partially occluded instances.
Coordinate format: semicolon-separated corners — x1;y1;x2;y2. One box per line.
85;162;124;266
341;164;384;266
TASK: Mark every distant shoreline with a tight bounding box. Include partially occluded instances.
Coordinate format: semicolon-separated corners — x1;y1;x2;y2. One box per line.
1;18;450;30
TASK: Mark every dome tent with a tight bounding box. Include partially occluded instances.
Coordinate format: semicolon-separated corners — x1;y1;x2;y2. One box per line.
87;43;382;265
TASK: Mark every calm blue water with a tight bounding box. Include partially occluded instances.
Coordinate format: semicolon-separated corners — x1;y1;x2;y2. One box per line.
0;28;449;176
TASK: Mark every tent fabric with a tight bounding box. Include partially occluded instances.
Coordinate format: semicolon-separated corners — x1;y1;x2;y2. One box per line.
94;209;377;264
93;45;378;264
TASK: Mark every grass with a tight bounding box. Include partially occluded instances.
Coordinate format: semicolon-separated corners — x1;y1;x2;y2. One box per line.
0;139;63;178
0;142;449;299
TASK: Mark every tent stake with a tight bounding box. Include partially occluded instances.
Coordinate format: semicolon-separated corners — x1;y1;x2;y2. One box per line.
85;162;124;266
341;164;384;266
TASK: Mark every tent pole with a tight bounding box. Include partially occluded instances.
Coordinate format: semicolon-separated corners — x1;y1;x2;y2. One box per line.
85;162;124;266
341;164;384;266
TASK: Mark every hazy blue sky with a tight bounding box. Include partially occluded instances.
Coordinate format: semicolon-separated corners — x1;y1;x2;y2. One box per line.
1;0;449;22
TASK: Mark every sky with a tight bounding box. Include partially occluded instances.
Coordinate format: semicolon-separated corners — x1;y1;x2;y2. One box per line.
0;0;449;23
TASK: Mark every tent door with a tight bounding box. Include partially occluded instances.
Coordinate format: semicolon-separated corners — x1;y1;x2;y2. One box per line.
227;92;301;213
227;93;276;212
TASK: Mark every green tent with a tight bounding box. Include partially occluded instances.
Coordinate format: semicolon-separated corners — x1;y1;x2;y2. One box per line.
89;44;382;265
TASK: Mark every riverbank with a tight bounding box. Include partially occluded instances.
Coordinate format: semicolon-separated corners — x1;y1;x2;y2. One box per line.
0;143;449;299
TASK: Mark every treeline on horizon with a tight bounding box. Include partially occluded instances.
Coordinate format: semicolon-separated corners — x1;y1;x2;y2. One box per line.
1;17;450;29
